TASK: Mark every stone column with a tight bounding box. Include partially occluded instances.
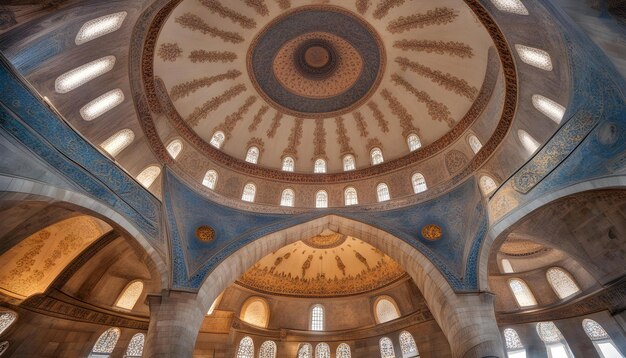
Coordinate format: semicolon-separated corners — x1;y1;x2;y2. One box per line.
143;291;205;358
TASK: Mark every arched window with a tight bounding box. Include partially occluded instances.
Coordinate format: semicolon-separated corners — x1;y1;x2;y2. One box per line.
202;170;218;190
0;341;8;356
480;175;498;195
55;56;116;93
399;331;419;358
166;139;183;159
407;134;422;152
236;336;254;358
310;305;324;331
377;183;391;202
501;259;514;274
343;154;356;171
242;183;256;202
583;319;624;358
508;278;537;308
412;173;427;194
518;130;540;155
532;95;565;124
536;322;574;358
125;333;145;358
490;0;529;15
240;298;269;328
207;292;224;316
344;187;358;206
114;280;143;310
298;343;312;358
315;343;331;358
246;146;260;164
89;327;120;358
316;191;328;208
375;296;400;324
0;311;17;335
336;343;351;358
379;337;396;358
80;89;124;121
136;165;161;188
314;159;327;173
259;340;277;358
503;328;526;358
515;44;553;71
468;135;482;154
210;131;225;149
280;189;295;207
546;268;580;299
100;129;134;157
282;156;295;172
371;148;384;165
75;12;127;45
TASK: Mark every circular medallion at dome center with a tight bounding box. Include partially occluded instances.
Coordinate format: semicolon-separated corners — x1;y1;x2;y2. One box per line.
248;5;385;117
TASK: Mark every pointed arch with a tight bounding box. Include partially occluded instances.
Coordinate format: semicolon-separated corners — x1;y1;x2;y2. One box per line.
125;333;145;358
315;343;330;358
546;267;580;299
240;297;270;328
479;175;498;195
280;188;295;207
407;134;421;152
114;280;143;310
583;319;624;358
314;159;327;173
246;146;260;164
282;156;295;172
399;331;419;358
136;165;161;189
202;170;218;190
258;340;277;358
89;327;120;357
210;131;225;148
379;337;395;358
236;336;254;358
503;328;525;357
518;129;540;155
537;322;574;358
336;343;351;358
298;343;312;358
166;139;183;159
374;296;400;324
343;154;356;171
371;147;384;165
508;278;537;307
412;173;427;194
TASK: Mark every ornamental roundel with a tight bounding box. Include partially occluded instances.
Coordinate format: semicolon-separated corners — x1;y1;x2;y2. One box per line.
421;224;442;241
196;226;215;242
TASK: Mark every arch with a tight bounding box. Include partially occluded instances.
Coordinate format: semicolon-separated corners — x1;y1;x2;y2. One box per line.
536;322;573;358
582;319;624;358
282;156;295;172
411;173;427;194
468;134;482;154
399;331;419;358
314;159;327;173
344;187;358;206
0;310;17;336
343;154;356;171
236;336;254;358
315;191;328;208
371;147;384;165
166;139;183;159
136;165;161;189
546;267;580;299
503;328;525;357
125;333;145;358
508;278;537;308
258;340;277;358
377;183;391;202
207;292;224;315
114;280;143;310
210;131;225;149
310;304;324;331
100;129;134;157
480;175;498;195
298;343;312;358
518;129;540;155
407;134;421;152
242;183;256;203
89;327;120;357
202;170;218;190
245;147;260;164
532;94;565;124
280;188;295;207
374;296;400;324
75;12;128;45
240;297;270;328
336;343;351;358
379;337;395;358
315;343;330;358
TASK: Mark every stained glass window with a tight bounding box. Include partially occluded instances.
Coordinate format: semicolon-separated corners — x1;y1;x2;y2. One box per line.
316;191;328;208
380;337;395;358
282;157;295;172
343;155;356;171
399;331;419;357
314;159;327;173
518;130;540;155
202;170;218;190
371;148;384;165
259;340;277;358
412;173;427;194
501;259;514;274
55;56;116;93
280;189;295;207
315;343;330;358
136;166;161;189
489;0;528;15
100;129;134;157
336;343;351;358
298;343;312;358
546;268;580;299
166;139;183;159
376;297;400;324
236;336;254;358
504;328;524;350
90;327;120;357
0;311;17;335
532;95;565;124
242;183;256;202
210;131;225;149
480;176;498;195
509;279;537;307
114;281;143;310
377;183;390;202
344;187;358;206
80;89;124;121
468;135;482;154
246;147;260;164
311;305;324;331
583;319;624;358
515;45;553;71
407;134;421;152
75;12;127;45
125;333;145;358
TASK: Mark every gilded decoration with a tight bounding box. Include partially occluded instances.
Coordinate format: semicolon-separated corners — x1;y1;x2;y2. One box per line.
387;7;458;34
373;0;405;19
335;117;354;155
421;224;442;241
198;0;257;29
244;0;269;16
186;84;247;126
169;70;241;101
445;149;469;174
500;239;545;256
196;226;216;242
353;111;369;138
393;39;474;58
367;101;390;133
356;0;370;14
274;0;290;10
396;57;478;99
175;13;244;43
391;74;454;128
158;43;182;62
302;233;347;249
189;50;237;63
266;111;283;138
380;89;419;137
213;95;257;138
248;105;270;132
313;118;327;158
283;118;303;157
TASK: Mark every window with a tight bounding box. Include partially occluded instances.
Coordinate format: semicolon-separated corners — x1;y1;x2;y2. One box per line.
490;0;528;15
89;327;120;358
125;333;145;358
315;343;330;358
259;340;277;358
202;170;218;190
114;280;143;310
336;343;351;358
236;336;254;358
314;159;327;173
399;331;419;358
280;189;295;207
508;279;537;307
468;135;482;154
407;134;421;152
240;298;269;328
80;89;124;121
343;155;356;171
583;319;624;358
412;173;427;194
298;343;312;358
537;322;574;358
503;328;526;358
480;175;498;195
533;95;565;124
245;147;260;164
242;183;256;202
344;187;358;206
371;148;384;165
310;305;324;331
207;292;224;315
501;259;514;274
316;191;328;208
136;165;161;188
0;341;8;356
546;268;581;300
75;12;127;45
379;337;395;358
0;311;17;335
518;130;540;155
100;129;134;157
210;131;225;149
282;156;295;172
377;183;391;202
515;44;553;71
166;139;183;159
375;297;400;324
55;56;116;93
